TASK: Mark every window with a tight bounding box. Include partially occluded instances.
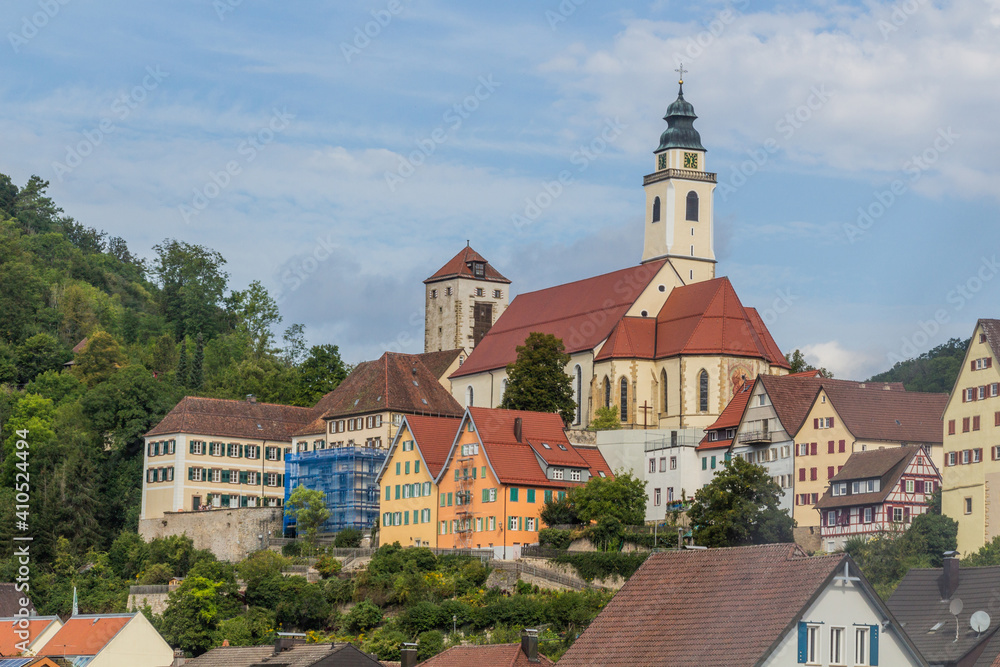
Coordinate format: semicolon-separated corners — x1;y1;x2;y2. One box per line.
698;370;709;412
652;196;661;222
570;469;581;481
864;507;873;523
649;458;656;473
659;457;667;472
832;483;846;497
975;448;983;462
423;481;431;496
947;451;957;466
445;286;453;296
966;497;973;514
670;456;677;470
210;442;223;457
807;624;820;664
552;468;563;480
893;507;903;522
266;472;278;487
493;289;502;298
466;386;474;407
827;511;836;527
855;627;869;666
711;456;716;470
447;493;453;506
948;419;956;435
526;517;536;531
620;378;628;421
923;480;933;494
266;447;280;461
830;627;844;665
191;441;205;455
510;488;519;502
905;479;914;493
810;468;817;481
963;449;971;464
508;516;518;531
475;287;484;297
963;417;971;432
685;191;699;221
661;369;668;413
430;289;438;298
654;488;661;506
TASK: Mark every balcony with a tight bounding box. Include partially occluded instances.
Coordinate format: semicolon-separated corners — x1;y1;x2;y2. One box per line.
739;430;772;445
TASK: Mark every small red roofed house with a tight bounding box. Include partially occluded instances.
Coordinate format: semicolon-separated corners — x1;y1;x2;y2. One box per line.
36;613;173;667
0;616;62;657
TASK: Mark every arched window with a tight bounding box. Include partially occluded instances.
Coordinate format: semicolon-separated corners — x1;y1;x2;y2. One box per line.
574;365;582;425
660;369;668;414
698;370;709;412
501;378;508;401
652;196;661;223
686;191;699;221
603;377;611;408
466;386;474;408
620;377;628;422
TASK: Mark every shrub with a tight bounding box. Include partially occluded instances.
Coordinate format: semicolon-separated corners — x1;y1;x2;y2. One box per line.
281;541;302;557
334;528;363;548
315;554;342;579
401;600;443;633
538;528;574;550
553;552;649;582
417;630;445;660
345;599;383;633
361;627;407;660
137;563;173;585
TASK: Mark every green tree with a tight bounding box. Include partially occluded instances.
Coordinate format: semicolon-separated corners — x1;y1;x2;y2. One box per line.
539;496;580;526
282;323;307;366
177;338;189;386
345;598;383;632
688;457;794;547
570;470;646;526
587;405;622;431
868;337;969;393
159;576;227;655
499;332;575;424
964;536;1000;566
215;607;276;646
237;550;289;591
72;331;125;386
24;370;85;406
285;485;331;555
0;393;56;486
784;349;833;377
15;333;70;384
334;527;363;548
152;239;229;341
906;513;958;567
80;364;176;450
296;344;349;405
228;280;281;359
190;332;205;390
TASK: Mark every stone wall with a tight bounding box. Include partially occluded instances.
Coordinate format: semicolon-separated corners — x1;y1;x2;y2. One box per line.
139;507;283;562
127;585;176;615
794;525;823;554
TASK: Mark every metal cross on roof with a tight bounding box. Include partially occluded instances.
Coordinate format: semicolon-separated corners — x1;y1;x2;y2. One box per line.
834;561;861;584
675;63;688;84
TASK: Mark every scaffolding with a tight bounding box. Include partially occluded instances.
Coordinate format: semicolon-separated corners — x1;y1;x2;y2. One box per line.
283;446;387;536
454;454;476;549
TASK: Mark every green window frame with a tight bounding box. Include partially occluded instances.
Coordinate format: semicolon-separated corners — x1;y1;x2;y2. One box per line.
414;460;420;474
440;493;446;507
510;487;519;502
702;457;707;470
395;485;400;500
527;489;535;503
544;490;552;503
385;486;391;501
405;461;410;475
482;466;487;479
711;456;716;470
404;511;409;525
447;492;453;507
396;462;400;475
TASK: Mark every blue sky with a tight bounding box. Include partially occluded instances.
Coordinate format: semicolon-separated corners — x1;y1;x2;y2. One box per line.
2;0;998;379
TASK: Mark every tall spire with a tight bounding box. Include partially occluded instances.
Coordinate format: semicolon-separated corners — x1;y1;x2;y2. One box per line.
656;65;705;152
72;587;78;616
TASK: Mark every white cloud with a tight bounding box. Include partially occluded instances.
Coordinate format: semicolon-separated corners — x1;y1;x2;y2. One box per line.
800;340;881;379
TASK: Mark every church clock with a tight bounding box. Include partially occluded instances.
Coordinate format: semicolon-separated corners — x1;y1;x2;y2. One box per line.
683;152;698;169
657;153;667;170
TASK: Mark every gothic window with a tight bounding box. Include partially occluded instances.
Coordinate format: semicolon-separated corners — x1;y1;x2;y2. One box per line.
466;386;474;407
620;378;628;422
699;369;709;412
660;369;668;414
603;377;611;408
652;196;661;223
686;191;699;221
574;365;582;425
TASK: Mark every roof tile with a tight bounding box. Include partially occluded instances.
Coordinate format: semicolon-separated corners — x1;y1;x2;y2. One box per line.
424;246;510;284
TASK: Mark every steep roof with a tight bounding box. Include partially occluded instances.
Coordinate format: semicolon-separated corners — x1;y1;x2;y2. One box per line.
979;319;1000;360
404;414;463;478
417;644;554;667
416;349;465;380
815;446;926;510
594;317;656;361
823;383;948;443
0;617;58;656
37;615;131;657
184;643;381;667
0;585;34;618
575;446;614;479
145;397;315;441
558;544;848;667
697;380;754;451
889;565;1000;665
451;262;667;378
424;246;510;285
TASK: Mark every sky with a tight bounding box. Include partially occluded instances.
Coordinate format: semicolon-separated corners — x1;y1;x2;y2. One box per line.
2;0;998;380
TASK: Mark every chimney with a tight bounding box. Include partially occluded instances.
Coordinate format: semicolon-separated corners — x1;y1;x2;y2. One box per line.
172;648;186;666
514;417;523;443
941;551;960;599
246;394;257;403
401;642;418;667
521;628;539;663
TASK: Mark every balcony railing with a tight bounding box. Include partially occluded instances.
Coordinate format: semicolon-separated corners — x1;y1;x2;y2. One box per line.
739;430;772;444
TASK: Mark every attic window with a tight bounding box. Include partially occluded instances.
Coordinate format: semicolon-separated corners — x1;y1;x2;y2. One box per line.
557;444;568;451
413;380;419;387
354;399;360;406
929;622;945;633
472;261;485;278
599;471;606;477
421;399;428;405
542;443;551;449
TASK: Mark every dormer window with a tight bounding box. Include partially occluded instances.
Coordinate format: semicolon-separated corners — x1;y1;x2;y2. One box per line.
542;443;551;449
557;444;568;451
471;261;485;278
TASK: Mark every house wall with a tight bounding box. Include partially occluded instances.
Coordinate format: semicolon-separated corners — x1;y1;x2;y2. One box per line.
425;276;508;354
379;422;439;548
138;507;283;562
92;614;174;667
942;322;1000;555
732;382;794;515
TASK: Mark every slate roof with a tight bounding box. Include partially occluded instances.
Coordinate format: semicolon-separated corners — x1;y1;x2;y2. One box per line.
815;446;928;510
401;414;463;478
145;396;315;441
37;615;131;657
184;643;382;667
416;349;465;380
424;245;510;285
0;585;34;618
889;565;1000;666
979;319;1000;360
558;544;908;667
451;261;667;378
416;644;554;667
0;617;58;656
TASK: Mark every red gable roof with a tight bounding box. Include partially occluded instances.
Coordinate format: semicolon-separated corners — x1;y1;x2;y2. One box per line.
145;396;315;441
38;615;131;656
0;617;57;655
697;379;754;451
453;261;667;378
576;446;614;479
425;245;510;285
404;414;462;478
418;643;555;667
593;317;656;361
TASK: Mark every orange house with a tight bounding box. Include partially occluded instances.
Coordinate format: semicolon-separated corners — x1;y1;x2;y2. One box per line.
436;407;612;559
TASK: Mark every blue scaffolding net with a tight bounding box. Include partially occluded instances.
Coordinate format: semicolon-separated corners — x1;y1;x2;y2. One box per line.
283;447;387;535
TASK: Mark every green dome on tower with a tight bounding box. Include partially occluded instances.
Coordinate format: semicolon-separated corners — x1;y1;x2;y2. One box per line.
656;82;705;153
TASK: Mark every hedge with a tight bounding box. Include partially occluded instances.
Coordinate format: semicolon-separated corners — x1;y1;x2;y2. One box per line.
552;552;649;582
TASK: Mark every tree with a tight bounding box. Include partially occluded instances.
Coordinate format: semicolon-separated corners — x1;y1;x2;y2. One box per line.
688;457;794;547
345;599;383;632
334;527;363;548
159;576;227;655
285;486;331;555
228;280;281;359
295;344;349;405
500;332;575;424
906;513;958;567
152;239;229;341
190;333;204;390
72;331;125;386
177;338;189;386
539;496;580;526
964;536;1000;567
282;323;307;366
80;364;176;449
587;405;621;431
785;349;832;377
23;370;84;406
15;333;70;384
570;470;646;526
868;337;969;393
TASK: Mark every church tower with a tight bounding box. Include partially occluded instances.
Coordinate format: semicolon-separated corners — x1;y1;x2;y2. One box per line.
641;71;716;283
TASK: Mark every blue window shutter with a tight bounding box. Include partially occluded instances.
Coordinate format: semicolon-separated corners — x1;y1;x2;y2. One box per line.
221;470;230;484
870;625;879;666
797;622;807;663
415;460;421;475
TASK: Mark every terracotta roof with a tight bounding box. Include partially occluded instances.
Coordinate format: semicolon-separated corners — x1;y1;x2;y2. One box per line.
0;585;35;618
184;643;381;667
416;349;465;380
0;617;57;656
575;447;614;479
815;446;926;510
470;407;571;447
889;565;1000;665
403;414;463;478
424;246;510;285
594;317;657;361
823;383;948;443
451;262;667;378
37;615;131;656
697;380;753;451
696;438;733;452
145;397;314;441
71;338;88;354
745;307;788;367
558;544;848;667
980;319;1000;361
417;644;554;667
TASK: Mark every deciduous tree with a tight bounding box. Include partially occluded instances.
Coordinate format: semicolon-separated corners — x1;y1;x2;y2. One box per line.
500;332;575;424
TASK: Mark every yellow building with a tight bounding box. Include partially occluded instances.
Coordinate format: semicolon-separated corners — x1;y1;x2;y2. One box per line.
942;319;1000;555
378;414;461;548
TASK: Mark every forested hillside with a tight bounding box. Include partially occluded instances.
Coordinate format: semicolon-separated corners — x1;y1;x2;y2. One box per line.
867;338;969;393
0;172;348;566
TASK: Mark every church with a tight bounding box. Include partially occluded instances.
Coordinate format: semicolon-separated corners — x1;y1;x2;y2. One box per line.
424;76;790;431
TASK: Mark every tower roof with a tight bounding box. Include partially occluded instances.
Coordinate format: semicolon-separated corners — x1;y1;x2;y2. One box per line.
424;245;510;284
656;82;706;153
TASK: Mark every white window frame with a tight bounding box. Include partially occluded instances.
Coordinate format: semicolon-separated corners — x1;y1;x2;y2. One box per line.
654;488;661;506
855;627;869;666
508;516;518;531
191;467;203;482
670;456;677;470
266;472;278;487
247;471;258;486
905;479;914;493
570;469;581;482
552;469;564;480
924;480;933;494
830;626;845;666
864;507;873;523
807;624;821;664
893;507;904;522
526;517;536;531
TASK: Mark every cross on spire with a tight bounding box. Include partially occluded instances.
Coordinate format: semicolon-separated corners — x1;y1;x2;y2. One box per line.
675;63;688;84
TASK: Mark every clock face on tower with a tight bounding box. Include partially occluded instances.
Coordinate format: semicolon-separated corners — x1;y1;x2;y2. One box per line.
657;153;667;170
683;152;698;169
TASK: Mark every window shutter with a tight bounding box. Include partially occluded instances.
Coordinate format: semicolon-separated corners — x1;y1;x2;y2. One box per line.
222;470;230;484
278;474;284;486
482;489;488;502
814;418;819;429
188;466;194;480
829;417;835;427
189;441;195;454
989;358;994;368
973;360;978;372
811;443;817;456
415;460;421;475
797;622;807;663
827;466;834;479
828;441;835;454
240;471;248;484
870;625;879;666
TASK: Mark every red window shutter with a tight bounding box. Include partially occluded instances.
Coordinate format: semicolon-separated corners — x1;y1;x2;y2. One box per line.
973;360;978;372
839;439;846;452
799;468;806;482
811;442;818;456
814;418;819;429
838;465;843;472
812;493;818;504
949;420;956;435
811;468;818;481
830;417;835;427
828;441;835;454
996;412;1000;427
827;466;834;479
989;358;994;368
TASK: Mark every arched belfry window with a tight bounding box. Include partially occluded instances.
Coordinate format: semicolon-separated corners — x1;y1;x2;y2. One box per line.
603;377;611;408
652;196;661;223
574;365;582;425
620;378;628;422
686;191;699;221
660;369;668;414
698;370;709;412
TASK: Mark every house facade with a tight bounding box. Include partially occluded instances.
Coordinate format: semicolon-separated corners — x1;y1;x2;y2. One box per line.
35;613;173;667
941;319;1000;556
0;616;63;657
815;446;941;553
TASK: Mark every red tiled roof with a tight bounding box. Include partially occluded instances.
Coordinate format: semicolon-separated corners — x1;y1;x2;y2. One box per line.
558;544;846;667
424;246;510;285
697;380;754;451
594;317;657;361
980;319;1000;361
404;414;462;478
38;616;131;656
815;446;928;510
696;438;733;452
745;307;789;368
451;262;667;378
823;383;948;443
145;397;315;441
417;644;554;667
0;617;57;655
470;407;570;447
416;349;465;380
575;447;614;479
